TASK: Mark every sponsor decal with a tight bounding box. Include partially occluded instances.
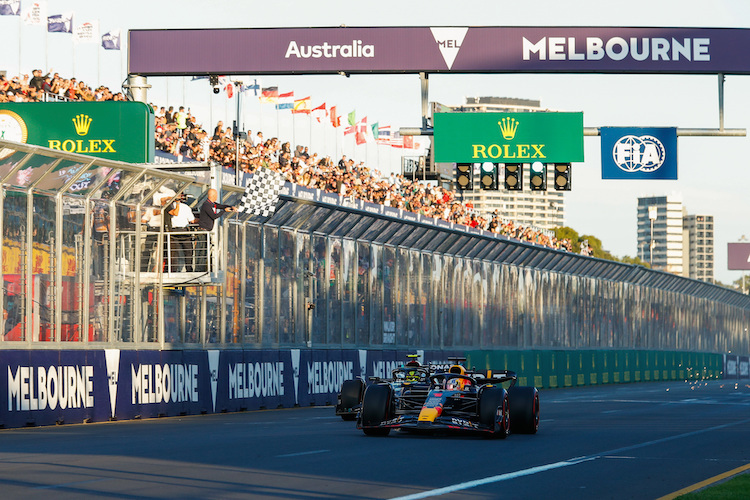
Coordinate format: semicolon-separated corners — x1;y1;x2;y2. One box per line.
430;27;468;70
0;109;29;160
291;349;300;405
308;361;352;394
104;349;120;418
358;349;368;380
131;363;199;404
285;40;374;59
8;365;94;411
450;417;478;429
207;350;219;411
228;362;285;399
48;114;117;154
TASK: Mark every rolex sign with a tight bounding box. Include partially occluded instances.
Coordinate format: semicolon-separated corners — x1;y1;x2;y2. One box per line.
433;112;584;164
0;102;154;163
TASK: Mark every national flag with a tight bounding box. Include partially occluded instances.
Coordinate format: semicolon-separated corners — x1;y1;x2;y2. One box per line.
217;76;234;98
292;96;311;114
275;91;294;110
73;20;99;44
378;125;392;138
240;79;260;96
355;117;368;145
0;0;20;16
311;102;327;122
344;125;355;136
371;122;379;141
22;1;45;25
259;86;279;104
330;106;341;128
47;12;73;33
101;29;121;50
236;167;286;217
347;110;356;127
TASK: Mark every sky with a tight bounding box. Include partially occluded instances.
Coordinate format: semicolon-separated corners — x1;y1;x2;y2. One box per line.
2;0;750;284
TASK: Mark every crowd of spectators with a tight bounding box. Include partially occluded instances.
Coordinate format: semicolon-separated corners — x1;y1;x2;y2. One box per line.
1;68;573;252
0;69;126;102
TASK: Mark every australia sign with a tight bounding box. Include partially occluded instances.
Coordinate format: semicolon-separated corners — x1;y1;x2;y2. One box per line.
0;102;154;163
600;127;677;180
433;112;584;164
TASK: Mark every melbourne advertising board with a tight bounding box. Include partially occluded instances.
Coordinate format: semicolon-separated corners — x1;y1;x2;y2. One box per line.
129;27;750;75
433;112;584;164
0;348;460;428
0;102;154;163
600;127;677;180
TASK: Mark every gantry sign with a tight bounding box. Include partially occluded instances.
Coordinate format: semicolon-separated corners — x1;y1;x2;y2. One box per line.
129;27;750;75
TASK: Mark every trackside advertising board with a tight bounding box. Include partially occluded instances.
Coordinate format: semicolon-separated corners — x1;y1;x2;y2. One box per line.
600;127;677;180
0;102;154;163
0;348;460;428
129;27;750;75
433;112;584;164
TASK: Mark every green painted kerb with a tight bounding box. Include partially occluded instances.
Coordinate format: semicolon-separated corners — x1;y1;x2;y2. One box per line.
465;350;724;388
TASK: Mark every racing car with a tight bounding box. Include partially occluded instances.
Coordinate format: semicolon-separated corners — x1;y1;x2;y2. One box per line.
335;354;428;421
356;360;539;438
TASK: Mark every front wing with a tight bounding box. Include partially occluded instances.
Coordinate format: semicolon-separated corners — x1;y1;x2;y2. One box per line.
358;413;496;434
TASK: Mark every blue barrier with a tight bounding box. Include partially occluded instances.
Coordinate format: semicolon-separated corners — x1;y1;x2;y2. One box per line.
1;348;461;429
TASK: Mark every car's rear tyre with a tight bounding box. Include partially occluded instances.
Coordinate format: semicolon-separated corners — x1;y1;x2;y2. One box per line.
360;384;392;436
479;387;509;439
508;386;539;434
339;379;364;421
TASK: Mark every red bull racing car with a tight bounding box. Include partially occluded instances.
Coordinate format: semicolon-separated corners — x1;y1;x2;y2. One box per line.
355;361;539;438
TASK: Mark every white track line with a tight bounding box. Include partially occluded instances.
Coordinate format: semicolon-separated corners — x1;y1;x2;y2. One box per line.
389;417;750;500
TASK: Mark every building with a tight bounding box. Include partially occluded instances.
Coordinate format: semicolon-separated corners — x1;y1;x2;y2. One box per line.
637;195;684;275
637;195;715;281
683;214;715;283
434;97;566;230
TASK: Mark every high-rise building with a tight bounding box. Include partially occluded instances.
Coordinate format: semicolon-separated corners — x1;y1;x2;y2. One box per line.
436;97;565;229
637;195;684;275
683;214;715;283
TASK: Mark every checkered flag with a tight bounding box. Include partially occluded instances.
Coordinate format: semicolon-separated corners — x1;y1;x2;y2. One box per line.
236;167;286;217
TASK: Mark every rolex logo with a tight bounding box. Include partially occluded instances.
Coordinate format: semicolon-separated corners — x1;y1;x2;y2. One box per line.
498;117;519;140
72;114;92;136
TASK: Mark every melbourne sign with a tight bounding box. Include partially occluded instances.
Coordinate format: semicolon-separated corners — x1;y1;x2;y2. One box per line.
129;27;750;75
0;102;154;163
600;127;677;180
433;112;584;164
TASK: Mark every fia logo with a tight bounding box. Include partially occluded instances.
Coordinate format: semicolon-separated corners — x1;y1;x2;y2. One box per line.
612;135;666;173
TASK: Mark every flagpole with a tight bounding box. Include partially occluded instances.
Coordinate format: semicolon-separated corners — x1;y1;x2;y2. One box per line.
97;21;101;87
18;16;22;77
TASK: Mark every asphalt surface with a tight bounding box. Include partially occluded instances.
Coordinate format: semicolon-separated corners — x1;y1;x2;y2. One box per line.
1;379;750;499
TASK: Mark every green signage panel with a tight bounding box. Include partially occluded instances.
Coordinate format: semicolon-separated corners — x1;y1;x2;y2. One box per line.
0;101;154;163
433;112;584;163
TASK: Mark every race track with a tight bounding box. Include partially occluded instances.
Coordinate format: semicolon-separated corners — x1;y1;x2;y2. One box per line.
1;379;749;499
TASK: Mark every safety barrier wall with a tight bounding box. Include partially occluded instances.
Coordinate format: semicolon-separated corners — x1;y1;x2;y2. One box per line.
0;348;462;428
466;349;730;389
